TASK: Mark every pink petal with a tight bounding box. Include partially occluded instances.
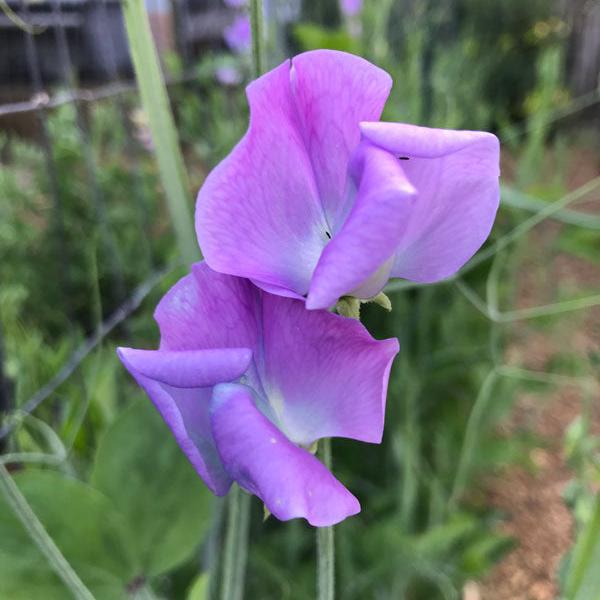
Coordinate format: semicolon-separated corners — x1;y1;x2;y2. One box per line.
210;383;361;526
261;293;399;445
155;263;259;352
290;50;392;228
117;347;252;495
307;141;416;309
196;60;326;296
360;122;500;282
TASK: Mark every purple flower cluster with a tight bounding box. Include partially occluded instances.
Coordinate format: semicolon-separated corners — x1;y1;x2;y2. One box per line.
340;0;362;18
223;14;251;55
119;50;500;526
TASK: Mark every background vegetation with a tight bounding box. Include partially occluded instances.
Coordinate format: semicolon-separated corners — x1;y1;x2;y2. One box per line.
1;0;598;598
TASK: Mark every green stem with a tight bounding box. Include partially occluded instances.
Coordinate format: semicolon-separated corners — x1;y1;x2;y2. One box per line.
220;485;250;600
122;0;199;265
0;463;95;600
317;438;335;600
249;0;264;79
564;496;600;599
384;176;600;296
449;371;498;507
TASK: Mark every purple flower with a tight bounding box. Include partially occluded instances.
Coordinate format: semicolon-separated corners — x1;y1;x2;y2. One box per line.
196;50;500;309
340;0;362;17
224;15;251;54
118;262;398;526
215;65;242;86
224;0;246;7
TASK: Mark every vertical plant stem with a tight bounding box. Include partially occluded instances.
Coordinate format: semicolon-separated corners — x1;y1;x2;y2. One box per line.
449;370;498;507
250;0;264;79
0;463;95;600
564;495;600;599
0;324;11;453
220;485;250;600
122;0;198;265
234;490;251;597
317;438;335;600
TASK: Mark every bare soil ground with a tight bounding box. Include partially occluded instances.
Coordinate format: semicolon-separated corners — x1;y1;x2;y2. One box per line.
476;146;600;600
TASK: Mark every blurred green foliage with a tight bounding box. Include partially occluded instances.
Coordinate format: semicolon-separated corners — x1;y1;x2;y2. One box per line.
0;398;213;599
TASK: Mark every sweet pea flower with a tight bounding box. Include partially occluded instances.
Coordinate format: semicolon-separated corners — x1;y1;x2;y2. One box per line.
118;262;398;526
340;0;362;17
196;50;500;309
215;64;242;87
224;14;251;54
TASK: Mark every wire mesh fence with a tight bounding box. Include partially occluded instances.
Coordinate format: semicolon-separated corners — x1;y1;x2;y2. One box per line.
0;0;199;439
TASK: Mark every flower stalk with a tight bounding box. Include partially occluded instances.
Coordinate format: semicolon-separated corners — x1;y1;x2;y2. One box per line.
249;0;264;79
220;485;251;600
317;438;335;600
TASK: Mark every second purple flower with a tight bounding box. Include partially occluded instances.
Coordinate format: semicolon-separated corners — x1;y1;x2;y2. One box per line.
119;262;398;526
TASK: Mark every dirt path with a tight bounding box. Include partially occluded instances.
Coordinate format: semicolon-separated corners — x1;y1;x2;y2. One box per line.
477;147;600;600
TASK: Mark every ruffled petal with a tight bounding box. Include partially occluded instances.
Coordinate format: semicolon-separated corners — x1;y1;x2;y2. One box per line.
196;60;327;296
196;50;393;299
118;347;253;495
210;383;361;526
155;262;259;353
290;50;392;227
261;294;399;445
360;122;500;282
307;141;416;309
117;348;252;388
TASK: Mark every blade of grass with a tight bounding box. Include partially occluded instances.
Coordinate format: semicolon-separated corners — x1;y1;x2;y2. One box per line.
250;0;264;78
564;497;600;599
455;281;600;323
501;185;600;230
449;370;498;507
121;0;199;264
0;463;95;600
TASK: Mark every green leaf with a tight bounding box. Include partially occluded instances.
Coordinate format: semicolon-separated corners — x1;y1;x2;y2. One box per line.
91;398;213;577
558;228;600;264
564;497;600;600
187;573;209;600
0;469;138;600
293;23;360;53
